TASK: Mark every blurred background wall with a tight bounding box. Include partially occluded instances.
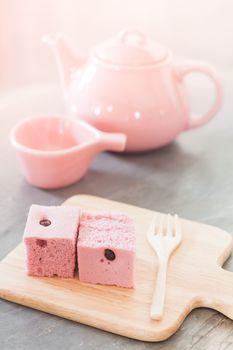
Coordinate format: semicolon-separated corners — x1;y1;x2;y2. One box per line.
0;0;232;91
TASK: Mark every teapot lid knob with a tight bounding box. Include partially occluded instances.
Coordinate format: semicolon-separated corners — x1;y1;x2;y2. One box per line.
117;28;146;47
93;27;169;67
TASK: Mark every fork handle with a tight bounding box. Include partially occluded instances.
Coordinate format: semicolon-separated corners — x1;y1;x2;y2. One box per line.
150;259;168;320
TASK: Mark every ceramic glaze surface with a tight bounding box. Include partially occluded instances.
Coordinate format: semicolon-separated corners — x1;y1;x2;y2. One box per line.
10;116;126;189
68;62;188;151
46;28;223;152
14;116;83;151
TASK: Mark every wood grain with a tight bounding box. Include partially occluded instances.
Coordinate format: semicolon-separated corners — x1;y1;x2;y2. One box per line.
0;195;232;342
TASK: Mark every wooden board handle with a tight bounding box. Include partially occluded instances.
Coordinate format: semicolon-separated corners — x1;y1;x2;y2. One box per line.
201;268;233;319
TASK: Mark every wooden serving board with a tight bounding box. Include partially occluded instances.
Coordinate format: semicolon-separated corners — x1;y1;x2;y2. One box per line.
0;195;233;342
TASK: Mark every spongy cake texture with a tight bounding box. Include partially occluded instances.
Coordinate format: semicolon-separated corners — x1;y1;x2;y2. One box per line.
24;205;80;278
77;211;136;288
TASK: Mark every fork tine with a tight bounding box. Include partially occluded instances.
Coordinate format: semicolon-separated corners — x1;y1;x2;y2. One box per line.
174;214;182;238
149;214;157;232
166;214;172;236
157;215;164;236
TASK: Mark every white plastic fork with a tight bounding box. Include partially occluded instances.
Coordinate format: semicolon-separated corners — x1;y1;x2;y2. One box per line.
147;214;182;320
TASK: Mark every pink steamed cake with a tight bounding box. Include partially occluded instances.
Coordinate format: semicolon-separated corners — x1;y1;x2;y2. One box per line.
24;205;80;278
77;211;136;288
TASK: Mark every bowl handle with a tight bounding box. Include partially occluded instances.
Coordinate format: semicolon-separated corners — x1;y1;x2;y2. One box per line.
175;61;223;130
98;132;127;152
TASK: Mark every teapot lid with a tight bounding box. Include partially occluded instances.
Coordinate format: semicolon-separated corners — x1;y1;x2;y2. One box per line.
93;28;169;67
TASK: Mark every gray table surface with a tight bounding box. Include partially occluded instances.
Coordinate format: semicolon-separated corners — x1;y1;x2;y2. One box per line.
1;68;233;349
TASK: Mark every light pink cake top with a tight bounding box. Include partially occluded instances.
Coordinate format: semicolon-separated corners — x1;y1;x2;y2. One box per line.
23;205;80;239
78;211;135;250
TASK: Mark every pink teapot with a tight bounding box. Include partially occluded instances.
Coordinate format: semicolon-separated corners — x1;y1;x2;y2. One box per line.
44;28;222;152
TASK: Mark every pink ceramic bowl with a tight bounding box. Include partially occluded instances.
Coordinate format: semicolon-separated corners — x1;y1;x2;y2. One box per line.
10;116;126;189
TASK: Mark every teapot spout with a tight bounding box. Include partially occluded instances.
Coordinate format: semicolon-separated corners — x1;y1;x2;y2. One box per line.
43;33;85;97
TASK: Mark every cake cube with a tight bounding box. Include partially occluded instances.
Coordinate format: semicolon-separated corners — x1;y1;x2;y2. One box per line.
77;211;136;288
24;205;80;278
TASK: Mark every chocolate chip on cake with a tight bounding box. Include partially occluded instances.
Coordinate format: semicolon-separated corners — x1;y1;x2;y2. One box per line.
39;219;51;227
104;249;115;261
36;239;47;247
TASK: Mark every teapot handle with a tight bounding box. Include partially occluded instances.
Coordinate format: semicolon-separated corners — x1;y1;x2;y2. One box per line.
176;61;223;130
